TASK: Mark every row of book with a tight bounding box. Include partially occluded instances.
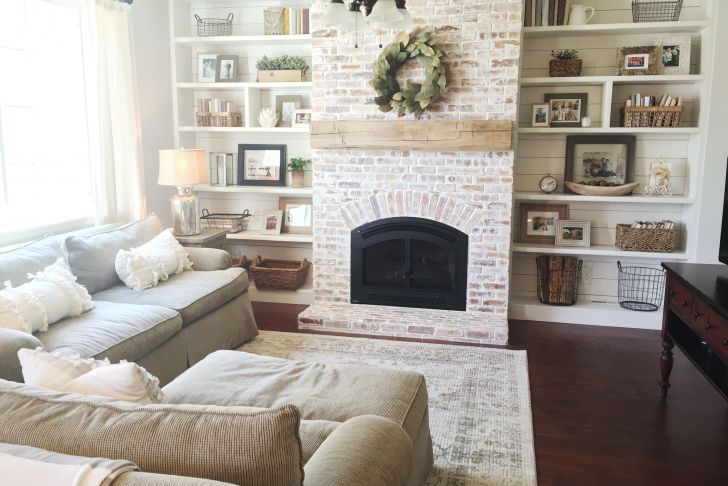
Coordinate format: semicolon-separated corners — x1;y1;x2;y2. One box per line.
282;7;310;35
523;0;572;27
625;93;683;108
196;98;234;113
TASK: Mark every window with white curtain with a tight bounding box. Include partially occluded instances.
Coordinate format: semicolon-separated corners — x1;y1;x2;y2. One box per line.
0;0;96;245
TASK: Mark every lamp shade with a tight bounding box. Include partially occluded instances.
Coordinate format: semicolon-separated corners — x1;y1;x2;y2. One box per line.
323;0;357;26
394;7;414;28
367;0;403;24
158;149;208;186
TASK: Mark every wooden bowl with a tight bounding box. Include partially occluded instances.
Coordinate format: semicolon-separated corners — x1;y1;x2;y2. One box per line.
565;181;639;196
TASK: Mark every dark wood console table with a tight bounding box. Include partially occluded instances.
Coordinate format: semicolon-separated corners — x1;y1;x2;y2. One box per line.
661;263;728;400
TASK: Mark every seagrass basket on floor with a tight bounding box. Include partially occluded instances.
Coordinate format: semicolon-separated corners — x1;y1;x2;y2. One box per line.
249;256;311;290
615;224;676;253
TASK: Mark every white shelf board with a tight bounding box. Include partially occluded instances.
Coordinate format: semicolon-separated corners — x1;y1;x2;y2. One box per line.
513;192;694;204
520;75;705;87
195;184;312;196
509;295;662;330
175;34;311;46
227;233;313;243
517;127;700;134
512;243;688;260
249;279;313;305
177;82;313;90
523;20;710;38
179;126;309;134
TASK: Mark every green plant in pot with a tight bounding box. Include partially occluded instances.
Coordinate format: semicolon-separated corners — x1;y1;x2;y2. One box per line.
256;55;309;83
549;49;582;77
288;157;311;188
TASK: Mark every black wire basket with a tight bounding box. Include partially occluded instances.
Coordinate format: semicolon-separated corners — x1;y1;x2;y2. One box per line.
200;209;250;233
195;13;234;37
631;0;683;22
536;256;582;306
617;261;666;312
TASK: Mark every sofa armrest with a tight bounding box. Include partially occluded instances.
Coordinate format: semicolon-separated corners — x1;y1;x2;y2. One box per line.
304;415;414;486
185;247;231;271
113;471;236;486
0;328;43;382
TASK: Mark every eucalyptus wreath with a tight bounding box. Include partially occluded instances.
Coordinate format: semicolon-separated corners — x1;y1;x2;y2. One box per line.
371;29;447;119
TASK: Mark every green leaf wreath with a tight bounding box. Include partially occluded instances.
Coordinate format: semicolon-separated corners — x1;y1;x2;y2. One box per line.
371;28;447;119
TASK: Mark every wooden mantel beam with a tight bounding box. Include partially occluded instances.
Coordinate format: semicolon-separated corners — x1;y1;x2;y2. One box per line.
310;120;513;151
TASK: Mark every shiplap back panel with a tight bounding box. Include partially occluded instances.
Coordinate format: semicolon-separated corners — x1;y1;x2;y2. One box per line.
555;0;706;25
178;1;312;37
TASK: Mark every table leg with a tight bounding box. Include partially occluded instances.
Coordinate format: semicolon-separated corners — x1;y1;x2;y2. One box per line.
659;333;674;397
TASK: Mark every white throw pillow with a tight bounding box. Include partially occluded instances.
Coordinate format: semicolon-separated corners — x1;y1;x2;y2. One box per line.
115;228;192;292
0;259;93;334
17;348;162;404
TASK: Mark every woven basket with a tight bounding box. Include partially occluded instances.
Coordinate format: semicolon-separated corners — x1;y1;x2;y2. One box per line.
231;256;253;271
249;257;311;290
264;7;285;35
536;256;582;306
196;112;242;128
615;224;676;253
623;106;683;128
549;59;582;77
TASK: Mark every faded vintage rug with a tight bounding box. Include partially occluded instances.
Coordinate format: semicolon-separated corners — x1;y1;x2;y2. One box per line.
241;331;537;486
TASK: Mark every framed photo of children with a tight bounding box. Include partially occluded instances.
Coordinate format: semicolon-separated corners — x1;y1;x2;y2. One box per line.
616;46;659;76
237;144;286;186
564;135;636;191
215;55;238;82
543;93;588;128
556;220;591;248
655;35;691;75
531;103;550;127
519;203;568;244
197;53;219;83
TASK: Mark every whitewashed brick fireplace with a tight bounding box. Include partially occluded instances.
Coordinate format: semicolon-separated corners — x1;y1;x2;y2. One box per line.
299;0;523;345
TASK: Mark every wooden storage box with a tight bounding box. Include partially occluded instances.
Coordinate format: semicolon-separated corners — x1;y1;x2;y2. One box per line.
615;224;676;253
196;112;242;128
257;70;305;83
623;106;683;128
249;257;310;290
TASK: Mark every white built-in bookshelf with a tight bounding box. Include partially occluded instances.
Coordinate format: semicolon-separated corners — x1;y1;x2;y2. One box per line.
510;0;718;329
168;0;313;304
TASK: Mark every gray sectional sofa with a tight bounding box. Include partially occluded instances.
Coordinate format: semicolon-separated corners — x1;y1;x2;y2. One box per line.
0;214;258;385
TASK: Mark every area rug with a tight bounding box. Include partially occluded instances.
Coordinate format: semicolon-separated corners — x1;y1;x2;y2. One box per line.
240;331;537;486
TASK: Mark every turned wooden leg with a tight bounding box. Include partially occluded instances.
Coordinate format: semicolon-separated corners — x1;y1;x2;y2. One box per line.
659;333;674;397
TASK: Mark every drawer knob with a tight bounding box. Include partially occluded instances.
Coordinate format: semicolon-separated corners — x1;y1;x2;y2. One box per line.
694;312;703;318
682;300;689;307
705;323;712;330
723;339;728;346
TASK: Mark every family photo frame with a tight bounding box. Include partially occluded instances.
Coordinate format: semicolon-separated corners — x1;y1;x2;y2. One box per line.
654;34;691;75
519;203;569;244
555;220;591;248
564;135;636;191
531;103;550;127
215;55;238;82
544;93;588;128
617;46;659;76
197;53;219;83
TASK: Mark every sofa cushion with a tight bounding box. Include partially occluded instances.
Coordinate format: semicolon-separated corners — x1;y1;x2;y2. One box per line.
65;214;163;294
0;380;304;486
162;350;428;444
0;236;66;286
93;268;249;325
36;301;182;363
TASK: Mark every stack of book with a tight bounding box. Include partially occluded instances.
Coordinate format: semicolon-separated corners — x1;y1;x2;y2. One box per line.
625;93;683;108
283;7;310;35
197;98;234;113
524;0;572;27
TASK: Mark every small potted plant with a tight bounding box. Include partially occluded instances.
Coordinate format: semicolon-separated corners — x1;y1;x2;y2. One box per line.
549;49;582;77
256;55;308;83
288;157;311;188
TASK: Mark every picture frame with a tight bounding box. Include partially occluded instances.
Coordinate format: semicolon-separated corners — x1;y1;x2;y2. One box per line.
519;203;568;244
237;144;286;186
197;53;219;83
616;46;659;76
292;109;312;128
555;220;591;247
275;95;302;127
531;103;550;128
261;210;283;234
564;135;636;191
215;55;238;82
655;34;691;75
279;197;312;234
544;93;588;128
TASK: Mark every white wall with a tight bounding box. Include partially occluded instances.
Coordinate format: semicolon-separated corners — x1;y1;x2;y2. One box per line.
131;0;175;227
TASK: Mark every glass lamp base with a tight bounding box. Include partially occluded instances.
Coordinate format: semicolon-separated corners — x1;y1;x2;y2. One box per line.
170;186;200;236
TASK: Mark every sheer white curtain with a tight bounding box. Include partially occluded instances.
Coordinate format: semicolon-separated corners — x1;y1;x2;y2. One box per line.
93;0;146;224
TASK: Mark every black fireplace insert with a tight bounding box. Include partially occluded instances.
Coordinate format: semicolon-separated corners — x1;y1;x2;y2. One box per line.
351;217;468;311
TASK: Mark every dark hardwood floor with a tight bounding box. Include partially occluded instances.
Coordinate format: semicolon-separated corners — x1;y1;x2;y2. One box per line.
251;302;728;485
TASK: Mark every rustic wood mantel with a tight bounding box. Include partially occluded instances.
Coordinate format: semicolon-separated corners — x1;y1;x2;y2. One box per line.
310;120;513;151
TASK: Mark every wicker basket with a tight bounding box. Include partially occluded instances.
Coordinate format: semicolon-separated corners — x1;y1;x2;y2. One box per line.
264;7;285;35
549;59;582;77
231;256;253;271
623;106;683;128
249;257;310;290
194;13;233;37
615;224;676;253
196;112;242;128
536;255;582;306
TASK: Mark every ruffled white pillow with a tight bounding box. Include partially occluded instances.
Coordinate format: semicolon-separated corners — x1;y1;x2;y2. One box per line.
18;348;163;404
0;259;93;334
115;228;192;292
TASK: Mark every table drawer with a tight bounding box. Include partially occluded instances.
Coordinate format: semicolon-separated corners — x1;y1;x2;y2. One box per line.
691;299;713;339
703;306;728;362
667;276;693;323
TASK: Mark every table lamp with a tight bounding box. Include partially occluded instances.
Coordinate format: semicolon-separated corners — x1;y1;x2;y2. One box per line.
158;148;208;236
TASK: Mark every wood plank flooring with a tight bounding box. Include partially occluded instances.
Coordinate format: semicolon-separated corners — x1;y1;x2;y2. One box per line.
251;302;728;485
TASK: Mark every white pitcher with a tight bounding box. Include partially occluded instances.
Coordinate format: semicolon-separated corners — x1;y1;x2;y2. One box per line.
569;5;595;25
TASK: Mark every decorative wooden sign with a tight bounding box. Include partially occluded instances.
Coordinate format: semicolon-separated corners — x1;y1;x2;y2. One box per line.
310;120;513;151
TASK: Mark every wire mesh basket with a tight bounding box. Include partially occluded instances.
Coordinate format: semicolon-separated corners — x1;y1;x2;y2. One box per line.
617;261;666;312
536;256;582;306
200;209;250;233
631;0;683;22
195;13;234;37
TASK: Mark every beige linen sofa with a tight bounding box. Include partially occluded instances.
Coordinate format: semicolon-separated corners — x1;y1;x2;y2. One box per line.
0;213;258;385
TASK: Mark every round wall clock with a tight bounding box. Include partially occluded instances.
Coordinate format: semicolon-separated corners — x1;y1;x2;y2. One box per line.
539;174;558;194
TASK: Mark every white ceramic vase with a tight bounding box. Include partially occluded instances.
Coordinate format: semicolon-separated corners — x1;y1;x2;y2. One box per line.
258;108;279;128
